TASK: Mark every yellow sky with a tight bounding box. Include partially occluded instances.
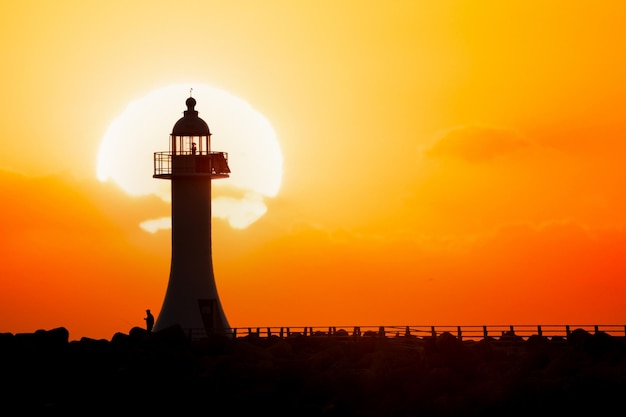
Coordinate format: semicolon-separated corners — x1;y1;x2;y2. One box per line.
2;1;626;340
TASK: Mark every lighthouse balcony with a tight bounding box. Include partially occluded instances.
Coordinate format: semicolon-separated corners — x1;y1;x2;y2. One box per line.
153;151;231;179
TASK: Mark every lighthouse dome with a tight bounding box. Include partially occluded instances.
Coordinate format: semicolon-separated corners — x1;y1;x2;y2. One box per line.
171;97;211;136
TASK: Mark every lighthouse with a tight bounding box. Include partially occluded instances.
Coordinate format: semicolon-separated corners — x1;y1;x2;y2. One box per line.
152;95;231;338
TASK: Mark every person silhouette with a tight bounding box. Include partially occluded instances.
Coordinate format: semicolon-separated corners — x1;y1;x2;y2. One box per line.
144;309;154;332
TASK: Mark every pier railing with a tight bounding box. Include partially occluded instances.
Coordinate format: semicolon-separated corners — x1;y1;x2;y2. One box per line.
185;324;626;342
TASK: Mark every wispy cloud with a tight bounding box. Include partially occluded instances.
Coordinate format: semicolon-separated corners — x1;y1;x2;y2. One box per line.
426;125;529;163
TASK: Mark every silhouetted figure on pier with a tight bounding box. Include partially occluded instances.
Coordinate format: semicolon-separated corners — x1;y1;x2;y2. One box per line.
144;309;154;332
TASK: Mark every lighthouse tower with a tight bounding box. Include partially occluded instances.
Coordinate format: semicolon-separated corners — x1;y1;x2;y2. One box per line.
152;95;231;338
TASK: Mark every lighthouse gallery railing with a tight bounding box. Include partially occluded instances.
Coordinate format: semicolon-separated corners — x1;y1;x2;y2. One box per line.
154;151;230;177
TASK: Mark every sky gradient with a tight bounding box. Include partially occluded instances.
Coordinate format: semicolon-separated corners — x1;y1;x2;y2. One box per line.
2;1;626;340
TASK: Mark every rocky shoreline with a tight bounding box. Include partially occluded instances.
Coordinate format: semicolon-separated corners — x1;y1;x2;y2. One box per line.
1;326;625;415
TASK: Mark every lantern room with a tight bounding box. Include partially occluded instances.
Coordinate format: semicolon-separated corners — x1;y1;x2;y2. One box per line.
154;96;231;179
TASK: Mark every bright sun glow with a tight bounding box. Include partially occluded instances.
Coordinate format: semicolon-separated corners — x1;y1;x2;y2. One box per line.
97;83;283;231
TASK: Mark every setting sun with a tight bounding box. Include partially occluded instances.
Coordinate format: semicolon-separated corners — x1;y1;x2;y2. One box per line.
97;83;283;230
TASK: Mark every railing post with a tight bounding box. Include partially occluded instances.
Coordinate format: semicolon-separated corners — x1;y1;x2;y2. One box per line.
267;327;271;338
509;325;515;335
457;326;462;341
431;326;437;338
537;325;542;337
287;328;291;337
233;328;237;340
353;326;361;338
483;325;488;340
405;326;411;337
279;327;284;339
566;325;571;340
379;326;385;337
594;325;599;334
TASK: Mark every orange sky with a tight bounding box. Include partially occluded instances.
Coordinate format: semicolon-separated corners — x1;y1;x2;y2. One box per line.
2;1;626;340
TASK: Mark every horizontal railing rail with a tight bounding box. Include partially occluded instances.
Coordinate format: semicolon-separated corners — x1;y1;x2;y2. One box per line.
183;324;626;342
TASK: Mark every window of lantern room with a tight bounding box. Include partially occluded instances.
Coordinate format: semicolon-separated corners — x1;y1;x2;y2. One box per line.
171;136;187;155
169;135;211;156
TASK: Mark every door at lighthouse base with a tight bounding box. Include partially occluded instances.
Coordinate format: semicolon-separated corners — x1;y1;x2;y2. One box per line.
198;298;222;335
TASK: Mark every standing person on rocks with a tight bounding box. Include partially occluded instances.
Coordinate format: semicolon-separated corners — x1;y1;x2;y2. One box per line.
144;309;155;332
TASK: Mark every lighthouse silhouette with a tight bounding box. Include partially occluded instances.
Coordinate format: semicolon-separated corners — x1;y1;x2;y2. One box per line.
152;94;231;338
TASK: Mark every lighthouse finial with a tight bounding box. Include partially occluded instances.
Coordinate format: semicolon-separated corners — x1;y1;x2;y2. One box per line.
190;88;193;98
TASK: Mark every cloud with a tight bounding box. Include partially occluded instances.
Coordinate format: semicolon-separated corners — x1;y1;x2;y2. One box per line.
0;170;169;339
398;122;626;238
1;169;624;338
213;193;269;230
426;125;529;162
216;213;626;327
140;217;171;233
0;170;110;236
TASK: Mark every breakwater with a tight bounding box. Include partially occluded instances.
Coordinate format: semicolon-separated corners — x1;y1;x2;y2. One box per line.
1;325;625;415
